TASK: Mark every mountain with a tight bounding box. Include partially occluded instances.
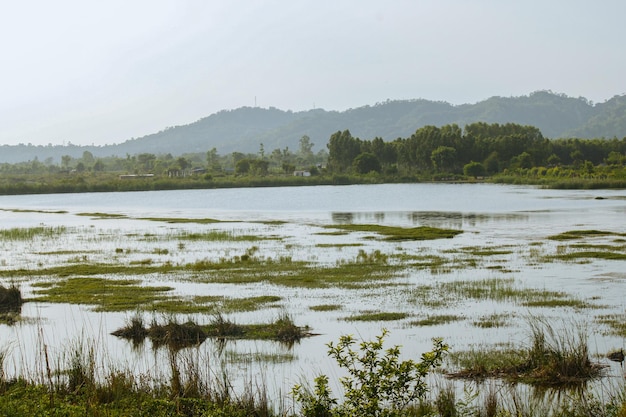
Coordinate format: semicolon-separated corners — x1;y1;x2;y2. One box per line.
2;91;626;164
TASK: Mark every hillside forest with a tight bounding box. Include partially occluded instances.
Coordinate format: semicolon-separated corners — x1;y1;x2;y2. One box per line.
1;121;626;194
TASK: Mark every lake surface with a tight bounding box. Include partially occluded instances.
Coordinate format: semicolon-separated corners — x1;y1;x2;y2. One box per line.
0;183;625;403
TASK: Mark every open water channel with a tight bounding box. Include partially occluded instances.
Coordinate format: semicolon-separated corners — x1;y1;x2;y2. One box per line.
0;183;625;407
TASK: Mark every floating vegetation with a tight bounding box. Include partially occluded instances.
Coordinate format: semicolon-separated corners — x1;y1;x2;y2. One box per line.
411;314;463;326
323;224;462;241
0;226;67;240
344;311;408;322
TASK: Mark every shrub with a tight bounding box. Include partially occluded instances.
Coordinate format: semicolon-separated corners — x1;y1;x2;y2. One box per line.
293;329;448;416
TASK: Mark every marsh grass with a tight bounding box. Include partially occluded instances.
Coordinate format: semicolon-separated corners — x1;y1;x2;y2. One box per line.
411;277;593;309
31;277;173;312
548;230;625;241
0;284;22;324
344;311;408;321
309;304;342;312
448;319;605;386
596;314;626;337
139;217;224;224
472;313;512;328
411;314;464;326
77;212;128;220
322;224;462;241
0;226;67;240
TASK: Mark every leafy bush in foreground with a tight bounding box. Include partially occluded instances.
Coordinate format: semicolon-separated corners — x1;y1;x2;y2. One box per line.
292;329;448;416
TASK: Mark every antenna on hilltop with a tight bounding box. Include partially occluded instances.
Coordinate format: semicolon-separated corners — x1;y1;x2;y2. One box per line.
255;96;257;107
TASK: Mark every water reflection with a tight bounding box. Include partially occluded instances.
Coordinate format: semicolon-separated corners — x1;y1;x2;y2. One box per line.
331;210;530;229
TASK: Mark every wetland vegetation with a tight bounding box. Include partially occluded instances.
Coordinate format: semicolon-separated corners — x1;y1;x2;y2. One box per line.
0;184;625;415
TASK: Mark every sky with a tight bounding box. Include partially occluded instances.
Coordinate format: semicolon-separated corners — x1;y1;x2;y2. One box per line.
1;0;625;147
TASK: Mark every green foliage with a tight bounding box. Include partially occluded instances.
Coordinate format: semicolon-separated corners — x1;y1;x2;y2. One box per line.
463;161;485;178
293;329;448;416
353;152;381;174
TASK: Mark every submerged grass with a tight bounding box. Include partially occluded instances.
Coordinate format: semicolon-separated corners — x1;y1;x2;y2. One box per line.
322;224;462;241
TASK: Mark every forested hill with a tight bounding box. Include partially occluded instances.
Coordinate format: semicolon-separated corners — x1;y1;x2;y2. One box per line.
2;91;626;163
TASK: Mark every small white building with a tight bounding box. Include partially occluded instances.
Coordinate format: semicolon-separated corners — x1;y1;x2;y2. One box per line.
293;170;311;177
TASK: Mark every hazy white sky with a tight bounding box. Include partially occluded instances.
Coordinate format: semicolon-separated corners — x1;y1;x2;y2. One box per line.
1;0;625;146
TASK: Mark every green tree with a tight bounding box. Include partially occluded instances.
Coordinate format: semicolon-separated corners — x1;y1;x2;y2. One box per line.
430;146;457;172
298;135;315;164
463;161;485;178
353;152;381;174
235;159;250;174
327;130;362;172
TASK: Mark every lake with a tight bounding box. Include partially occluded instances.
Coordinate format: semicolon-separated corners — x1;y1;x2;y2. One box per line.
0;183;625;405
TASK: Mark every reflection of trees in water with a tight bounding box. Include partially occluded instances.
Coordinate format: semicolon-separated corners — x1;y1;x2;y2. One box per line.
331;211;529;229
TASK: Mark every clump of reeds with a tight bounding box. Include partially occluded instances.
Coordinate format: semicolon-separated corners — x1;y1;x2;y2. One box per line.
520;317;604;385
148;319;207;350
207;312;244;338
110;314;148;347
448;318;605;387
112;316;207;350
0;284;22;313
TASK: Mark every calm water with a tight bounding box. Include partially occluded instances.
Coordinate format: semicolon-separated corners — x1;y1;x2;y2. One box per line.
0;183;625;402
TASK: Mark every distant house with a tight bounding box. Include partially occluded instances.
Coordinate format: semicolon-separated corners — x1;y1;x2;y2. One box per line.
293;170;311;177
191;167;207;175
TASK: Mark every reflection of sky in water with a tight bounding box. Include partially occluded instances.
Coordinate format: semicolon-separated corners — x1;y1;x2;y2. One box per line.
0;183;625;403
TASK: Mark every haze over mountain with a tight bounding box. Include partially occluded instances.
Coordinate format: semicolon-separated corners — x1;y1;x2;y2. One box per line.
2;91;626;164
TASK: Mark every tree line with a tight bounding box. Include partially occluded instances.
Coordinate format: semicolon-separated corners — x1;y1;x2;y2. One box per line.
326;122;626;177
1;122;625;186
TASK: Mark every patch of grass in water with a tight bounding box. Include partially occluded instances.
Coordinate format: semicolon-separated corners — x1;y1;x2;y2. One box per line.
176;230;276;242
193;249;400;288
322;224;462;241
204;312;312;343
315;243;364;248
596;314;626;337
138;217;224;224
224;350;295;364
547;230;625;241
460;246;514;256
550;250;626;261
344;311;408;322
31;277;173;312
1;262;177;278
410;278;593;309
0;226;67;240
448;319;605;386
472;313;512;328
77;212;129;219
411;314;463;326
309;304;342;312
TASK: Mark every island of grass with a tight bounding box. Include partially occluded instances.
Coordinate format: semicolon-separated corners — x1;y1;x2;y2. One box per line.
323;224;462;241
